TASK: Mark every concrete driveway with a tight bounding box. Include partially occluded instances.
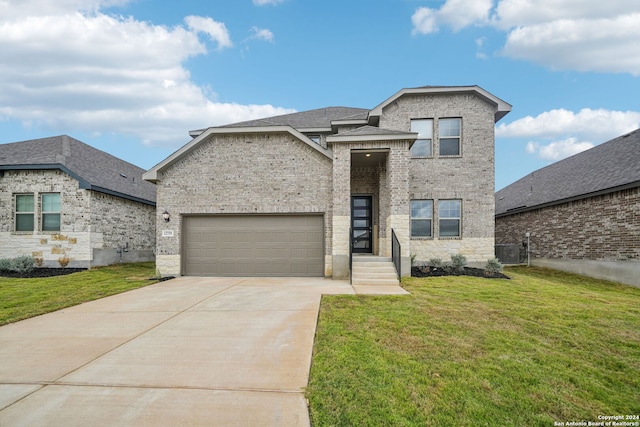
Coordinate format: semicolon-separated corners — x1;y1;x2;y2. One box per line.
0;276;408;426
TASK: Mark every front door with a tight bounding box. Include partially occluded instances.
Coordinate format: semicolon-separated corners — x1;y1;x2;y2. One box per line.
351;196;373;253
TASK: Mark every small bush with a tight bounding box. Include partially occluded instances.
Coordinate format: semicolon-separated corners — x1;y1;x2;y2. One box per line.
34;257;44;268
58;257;70;268
429;258;444;267
0;255;35;273
484;257;503;275
450;254;467;273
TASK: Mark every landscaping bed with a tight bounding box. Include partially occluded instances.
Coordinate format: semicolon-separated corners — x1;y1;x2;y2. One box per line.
411;265;510;279
0;268;86;278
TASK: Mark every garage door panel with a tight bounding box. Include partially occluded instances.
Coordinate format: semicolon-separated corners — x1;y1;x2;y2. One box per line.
183;215;324;277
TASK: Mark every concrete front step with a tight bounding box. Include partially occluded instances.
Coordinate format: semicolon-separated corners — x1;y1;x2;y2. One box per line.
351;255;399;286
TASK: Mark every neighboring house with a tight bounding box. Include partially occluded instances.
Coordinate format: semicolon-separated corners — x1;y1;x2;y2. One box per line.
0;135;157;268
495;129;640;287
144;86;511;278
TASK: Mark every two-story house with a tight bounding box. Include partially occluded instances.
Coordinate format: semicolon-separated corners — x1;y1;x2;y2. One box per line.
144;86;511;279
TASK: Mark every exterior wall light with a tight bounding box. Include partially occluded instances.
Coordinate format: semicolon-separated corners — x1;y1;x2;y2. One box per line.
162;210;170;222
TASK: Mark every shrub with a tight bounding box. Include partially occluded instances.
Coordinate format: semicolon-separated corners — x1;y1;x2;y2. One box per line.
58;257;70;268
34;257;44;268
0;255;35;273
484;257;503;275
450;254;467;273
429;258;443;267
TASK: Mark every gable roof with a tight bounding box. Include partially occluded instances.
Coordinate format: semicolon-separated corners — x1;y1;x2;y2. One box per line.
144;126;332;183
495;128;640;216
0;135;156;205
369;85;512;123
189;107;370;137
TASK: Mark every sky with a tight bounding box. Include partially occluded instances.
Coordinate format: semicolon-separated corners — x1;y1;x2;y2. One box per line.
0;0;639;190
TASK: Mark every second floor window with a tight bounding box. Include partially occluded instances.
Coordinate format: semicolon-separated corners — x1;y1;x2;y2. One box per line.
439;118;461;156
410;119;433;157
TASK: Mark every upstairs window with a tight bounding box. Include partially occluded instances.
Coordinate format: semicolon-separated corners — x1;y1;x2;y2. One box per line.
439;199;461;237
41;193;61;231
439;118;461;156
410;200;433;237
308;135;321;144
15;194;35;231
410;119;433;157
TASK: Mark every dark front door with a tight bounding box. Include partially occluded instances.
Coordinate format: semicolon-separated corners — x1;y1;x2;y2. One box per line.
351;196;373;253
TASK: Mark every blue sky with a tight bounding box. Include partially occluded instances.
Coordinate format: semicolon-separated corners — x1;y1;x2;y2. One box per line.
1;0;639;190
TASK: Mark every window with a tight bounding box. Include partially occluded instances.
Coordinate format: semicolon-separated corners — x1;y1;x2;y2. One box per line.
439;118;461;156
410;200;433;237
15;194;35;231
410;119;433;157
439;199;461;237
308;135;321;144
41;193;61;231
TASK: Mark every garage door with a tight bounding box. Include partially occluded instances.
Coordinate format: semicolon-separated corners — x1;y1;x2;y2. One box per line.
183;215;324;277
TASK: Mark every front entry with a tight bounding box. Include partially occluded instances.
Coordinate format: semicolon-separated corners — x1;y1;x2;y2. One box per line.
351;196;373;253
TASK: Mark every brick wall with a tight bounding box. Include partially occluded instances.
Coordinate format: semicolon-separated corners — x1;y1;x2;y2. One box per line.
379;93;497;263
155;132;333;275
495;187;640;261
0;169;155;267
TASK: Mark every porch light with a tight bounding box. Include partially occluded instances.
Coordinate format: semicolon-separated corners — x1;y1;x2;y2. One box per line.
365;153;371;157
162;210;170;222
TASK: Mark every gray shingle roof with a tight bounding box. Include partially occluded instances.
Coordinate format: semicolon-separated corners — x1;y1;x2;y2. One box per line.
495;128;640;216
333;125;415;137
221;106;369;129
0;135;156;205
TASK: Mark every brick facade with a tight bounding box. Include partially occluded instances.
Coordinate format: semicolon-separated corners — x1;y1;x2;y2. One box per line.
495;187;640;262
380;93;497;264
155;132;333;276
148;87;507;277
0;169;155;267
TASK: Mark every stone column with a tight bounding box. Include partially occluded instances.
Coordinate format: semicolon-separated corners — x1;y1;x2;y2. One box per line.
386;141;411;276
331;144;351;279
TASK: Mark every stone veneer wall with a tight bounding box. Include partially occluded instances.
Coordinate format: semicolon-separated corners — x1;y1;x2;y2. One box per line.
379;93;497;265
154;132;333;276
89;191;156;266
0;169;155;268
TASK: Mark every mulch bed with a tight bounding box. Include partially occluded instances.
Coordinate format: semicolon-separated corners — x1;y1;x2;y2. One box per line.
0;268;87;278
412;266;510;279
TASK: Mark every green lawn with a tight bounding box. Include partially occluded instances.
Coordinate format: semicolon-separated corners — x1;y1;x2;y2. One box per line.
307;266;640;426
0;262;158;326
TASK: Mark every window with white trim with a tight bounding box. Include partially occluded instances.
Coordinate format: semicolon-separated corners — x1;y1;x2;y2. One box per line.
410;200;433;237
15;194;35;232
438;199;461;237
439;118;461;156
410;119;433;157
41;193;61;231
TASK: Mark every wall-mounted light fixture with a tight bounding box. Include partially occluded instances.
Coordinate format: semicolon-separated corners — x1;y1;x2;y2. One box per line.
162;210;170;222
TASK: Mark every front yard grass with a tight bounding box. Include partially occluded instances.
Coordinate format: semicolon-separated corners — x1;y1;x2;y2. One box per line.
307;266;640;426
0;262;158;326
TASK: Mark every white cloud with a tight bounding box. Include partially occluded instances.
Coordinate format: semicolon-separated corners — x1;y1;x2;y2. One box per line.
498;108;640;161
525;138;594;161
0;2;295;147
411;0;640;75
252;0;286;5
250;26;275;42
185;15;232;50
412;0;492;35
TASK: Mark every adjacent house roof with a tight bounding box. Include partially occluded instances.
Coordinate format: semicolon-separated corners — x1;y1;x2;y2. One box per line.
495;128;640;216
0;135;156;205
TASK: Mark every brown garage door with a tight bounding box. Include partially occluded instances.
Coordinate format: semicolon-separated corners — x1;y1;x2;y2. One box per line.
183;215;324;277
